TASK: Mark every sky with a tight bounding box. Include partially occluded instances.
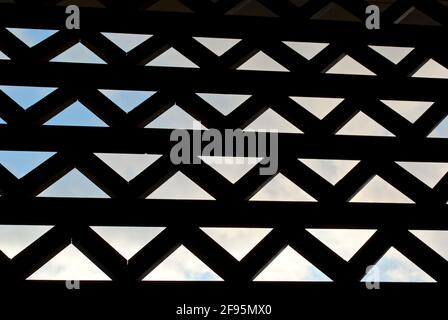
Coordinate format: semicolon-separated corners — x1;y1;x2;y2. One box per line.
0;28;447;283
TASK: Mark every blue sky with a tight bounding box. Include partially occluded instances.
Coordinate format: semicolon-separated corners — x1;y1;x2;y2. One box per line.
0;28;447;282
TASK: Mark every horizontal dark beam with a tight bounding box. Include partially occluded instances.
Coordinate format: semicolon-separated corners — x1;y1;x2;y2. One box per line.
0;126;448;161
0;61;446;99
0;4;446;46
0;199;446;229
3;281;446;317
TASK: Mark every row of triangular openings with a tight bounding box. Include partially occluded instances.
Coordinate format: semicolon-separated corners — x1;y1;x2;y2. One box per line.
300;158;448;190
25;241;438;282
253;241;436;283
8;27;447;78
3;225;442;281
34;165;440;203
290;97;433;125
33;167;213;200
310;2;440;27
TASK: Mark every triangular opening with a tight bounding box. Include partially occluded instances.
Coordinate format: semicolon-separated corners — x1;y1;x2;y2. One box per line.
143;245;222;281
254;246;332;281
412;59;448;79
51;43;106;64
147;0;193;13
350;175;413;203
145;104;204;130
410;230;448;261
194;37;241;56
396;162;448;188
337;112;394;137
283;41;329;60
146;48;198;68
238;51;289;72
28;244;110;280
362;247;435;282
326;55;376;76
0;117;5;124
0;85;57;109
196;93;251;116
244;108;302;133
226;0;277;17
381;100;433;123
311;2;360;22
0;151;55;178
98;89;155;113
7;28;57;47
0;51;10;60
299;159;359;185
369;46;414;64
147;172;214;200
101;32;152;53
45;101;107;127
38;169;109;198
199;156;262;183
0;225;53;259
201;227;272;261
91;226;165;260
428;115;448;138
394;7;441;26
290;96;344;120
250;173;316;202
306;229;376;261
95;153;161;181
